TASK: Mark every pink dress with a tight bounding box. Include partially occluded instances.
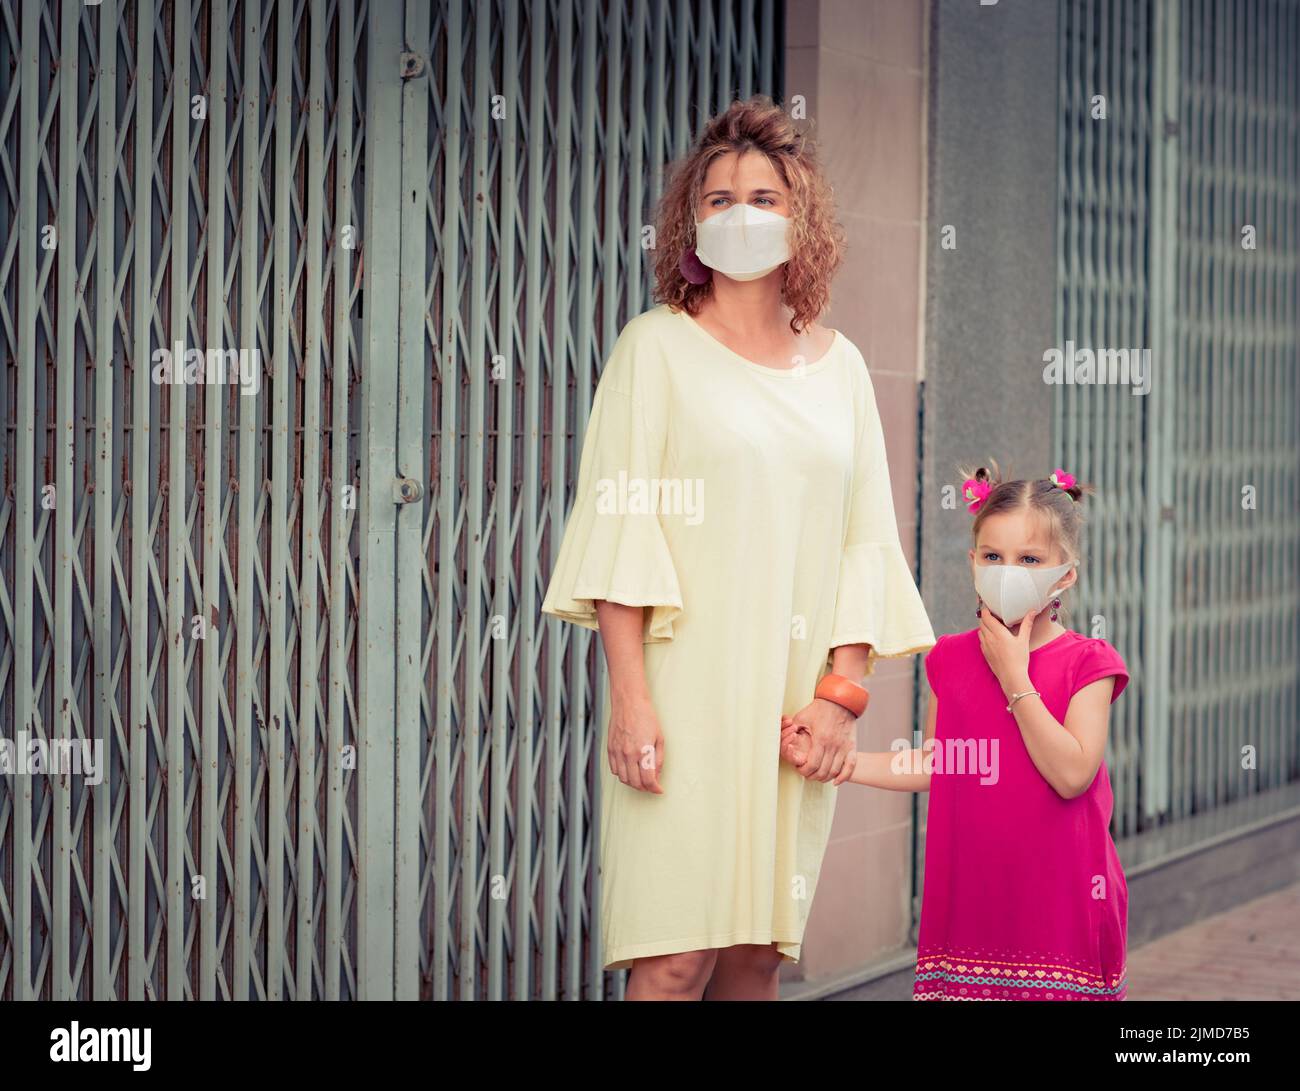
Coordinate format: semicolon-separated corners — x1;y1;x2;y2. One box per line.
914;628;1130;1001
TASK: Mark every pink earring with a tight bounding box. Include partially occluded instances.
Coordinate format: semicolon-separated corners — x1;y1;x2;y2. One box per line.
679;246;712;285
1050;597;1061;622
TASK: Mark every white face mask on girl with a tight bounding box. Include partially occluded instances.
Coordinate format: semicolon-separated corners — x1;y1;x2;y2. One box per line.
974;560;1074;626
693;203;791;281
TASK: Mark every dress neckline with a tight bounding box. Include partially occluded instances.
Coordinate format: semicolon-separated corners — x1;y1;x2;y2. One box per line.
672;306;842;378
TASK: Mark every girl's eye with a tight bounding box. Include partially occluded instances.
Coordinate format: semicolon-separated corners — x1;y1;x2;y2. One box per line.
710;197;731;207
1021;556;1041;565
982;552;999;561
754;196;775;206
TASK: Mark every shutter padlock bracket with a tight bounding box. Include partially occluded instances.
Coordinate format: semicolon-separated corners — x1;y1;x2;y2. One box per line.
399;51;426;79
393;477;423;504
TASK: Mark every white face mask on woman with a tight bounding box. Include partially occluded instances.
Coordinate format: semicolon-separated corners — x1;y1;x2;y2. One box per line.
693;203;791;281
974;560;1074;626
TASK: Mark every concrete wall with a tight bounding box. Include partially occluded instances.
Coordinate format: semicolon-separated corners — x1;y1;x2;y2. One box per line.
921;0;1060;638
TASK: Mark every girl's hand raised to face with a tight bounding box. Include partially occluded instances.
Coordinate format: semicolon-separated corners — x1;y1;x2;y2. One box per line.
977;605;1037;699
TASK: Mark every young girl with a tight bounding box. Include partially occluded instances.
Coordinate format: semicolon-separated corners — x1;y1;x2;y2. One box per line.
782;464;1130;1000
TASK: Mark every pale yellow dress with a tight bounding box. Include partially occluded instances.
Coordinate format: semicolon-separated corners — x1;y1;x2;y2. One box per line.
541;302;935;970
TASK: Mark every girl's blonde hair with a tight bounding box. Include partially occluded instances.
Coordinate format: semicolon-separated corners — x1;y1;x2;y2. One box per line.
651;95;845;334
959;459;1094;564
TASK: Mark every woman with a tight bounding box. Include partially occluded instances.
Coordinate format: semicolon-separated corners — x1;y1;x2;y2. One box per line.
541;97;934;999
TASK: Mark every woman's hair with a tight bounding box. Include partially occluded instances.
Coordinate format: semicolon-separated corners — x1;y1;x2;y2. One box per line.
651;95;845;333
959;459;1094;563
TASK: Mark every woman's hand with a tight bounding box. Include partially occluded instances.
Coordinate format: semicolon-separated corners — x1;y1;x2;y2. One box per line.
593;600;664;794
607;690;666;793
977;605;1036;698
784;700;858;785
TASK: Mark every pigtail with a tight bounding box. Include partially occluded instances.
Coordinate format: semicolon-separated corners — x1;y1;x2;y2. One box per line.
956;459;1003;490
1048;467;1094;505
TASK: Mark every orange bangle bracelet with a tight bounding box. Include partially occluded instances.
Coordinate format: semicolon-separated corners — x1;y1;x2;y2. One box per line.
814;673;869;718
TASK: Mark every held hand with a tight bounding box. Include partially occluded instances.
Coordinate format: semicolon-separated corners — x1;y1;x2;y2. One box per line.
780;717;813;768
607;692;665;793
786;699;859;786
977;605;1036;697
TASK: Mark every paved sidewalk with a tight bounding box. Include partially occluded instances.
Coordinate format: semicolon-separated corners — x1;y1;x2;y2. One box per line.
1126;881;1300;1000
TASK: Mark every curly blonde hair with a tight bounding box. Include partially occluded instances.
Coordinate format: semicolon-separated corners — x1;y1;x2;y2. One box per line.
650;95;845;334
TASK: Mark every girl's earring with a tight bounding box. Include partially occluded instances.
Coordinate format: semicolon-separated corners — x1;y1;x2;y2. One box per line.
1050;597;1061;622
975;598;983;619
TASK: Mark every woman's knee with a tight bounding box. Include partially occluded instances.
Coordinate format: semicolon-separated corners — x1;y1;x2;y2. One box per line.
632;948;717;992
720;942;785;975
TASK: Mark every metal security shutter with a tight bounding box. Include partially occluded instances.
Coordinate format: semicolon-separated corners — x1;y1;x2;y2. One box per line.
0;0;368;1000
1056;0;1154;839
1056;0;1300;837
1168;0;1300;823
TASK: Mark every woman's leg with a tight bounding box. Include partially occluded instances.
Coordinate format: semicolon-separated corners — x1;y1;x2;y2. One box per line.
701;943;784;1000
626;948;719;1000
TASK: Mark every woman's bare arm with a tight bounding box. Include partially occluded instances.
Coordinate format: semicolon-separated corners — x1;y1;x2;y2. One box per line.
830;642;871;681
786;642;872;785
594;600;665;793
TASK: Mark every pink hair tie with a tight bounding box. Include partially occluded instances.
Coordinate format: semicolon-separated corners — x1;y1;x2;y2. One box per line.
961;477;991;514
1049;468;1077;493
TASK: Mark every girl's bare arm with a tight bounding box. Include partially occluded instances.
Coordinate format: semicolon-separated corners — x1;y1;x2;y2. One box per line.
845;683;937;792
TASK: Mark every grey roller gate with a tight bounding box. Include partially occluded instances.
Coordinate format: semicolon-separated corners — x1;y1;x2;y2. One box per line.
0;0;784;1000
0;0;369;1000
1056;0;1300;839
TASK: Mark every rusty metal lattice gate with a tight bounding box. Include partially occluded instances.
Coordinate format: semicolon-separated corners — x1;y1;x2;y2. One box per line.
0;0;369;1001
0;0;783;1001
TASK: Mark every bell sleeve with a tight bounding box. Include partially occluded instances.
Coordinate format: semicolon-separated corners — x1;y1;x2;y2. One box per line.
540;333;683;643
827;362;936;672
